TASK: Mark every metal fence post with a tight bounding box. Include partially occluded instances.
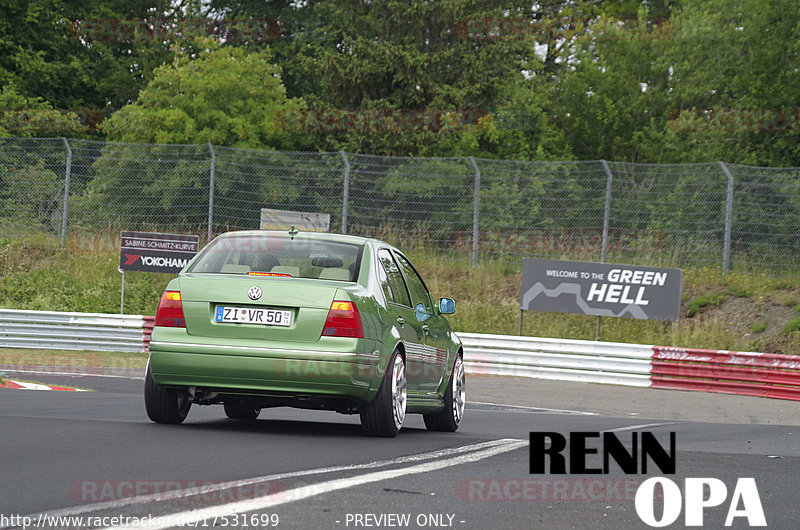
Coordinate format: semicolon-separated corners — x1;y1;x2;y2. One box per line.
60;138;72;246
207;143;215;241
719;161;735;272
600;160;614;263
597;160;615;342
340;151;350;234
469;156;481;267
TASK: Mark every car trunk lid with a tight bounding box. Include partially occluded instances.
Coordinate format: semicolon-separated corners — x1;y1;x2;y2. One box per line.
178;275;341;342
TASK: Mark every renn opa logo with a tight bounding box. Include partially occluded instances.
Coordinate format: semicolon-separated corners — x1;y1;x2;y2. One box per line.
530;432;766;527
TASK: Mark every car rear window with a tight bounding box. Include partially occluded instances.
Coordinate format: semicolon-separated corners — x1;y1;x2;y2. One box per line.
187;234;363;282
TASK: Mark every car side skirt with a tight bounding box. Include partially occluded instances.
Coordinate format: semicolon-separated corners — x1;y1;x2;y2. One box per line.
407;394;446;414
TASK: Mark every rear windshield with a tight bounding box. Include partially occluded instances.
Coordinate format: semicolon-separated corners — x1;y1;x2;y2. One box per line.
187;234;363;282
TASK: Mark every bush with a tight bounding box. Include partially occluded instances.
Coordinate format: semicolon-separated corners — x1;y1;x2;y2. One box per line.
784;317;800;334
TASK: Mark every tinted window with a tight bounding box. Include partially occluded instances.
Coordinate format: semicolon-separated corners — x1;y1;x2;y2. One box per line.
375;252;395;303
378;249;411;307
188;234;363;281
394;253;431;311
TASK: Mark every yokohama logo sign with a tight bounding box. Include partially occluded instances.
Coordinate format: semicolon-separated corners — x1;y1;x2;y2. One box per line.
120;231;199;274
122;255;189;269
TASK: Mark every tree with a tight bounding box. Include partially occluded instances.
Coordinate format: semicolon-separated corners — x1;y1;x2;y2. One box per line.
546;3;681;162
203;0;570;158
0;85;83;235
659;0;800;166
101;43;306;149
349;157;476;246
0;84;85;137
77;44;310;231
0;0;176;117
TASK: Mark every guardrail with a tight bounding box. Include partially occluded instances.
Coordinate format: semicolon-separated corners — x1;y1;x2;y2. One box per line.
459;332;800;402
0;309;154;353
458;332;653;387
1;310;798;402
651;346;800;401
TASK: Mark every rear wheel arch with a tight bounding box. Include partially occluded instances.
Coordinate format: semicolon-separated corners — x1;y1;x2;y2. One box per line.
361;347;406;437
423;352;465;432
441;346;463;392
144;363;191;424
368;341;405;397
380;340;405;372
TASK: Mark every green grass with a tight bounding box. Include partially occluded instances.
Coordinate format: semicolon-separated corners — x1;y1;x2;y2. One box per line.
751;322;767;333
0;239;172;315
784;317;800;334
685;267;795;297
0;347;147;370
685;293;726;317
1;236;800;354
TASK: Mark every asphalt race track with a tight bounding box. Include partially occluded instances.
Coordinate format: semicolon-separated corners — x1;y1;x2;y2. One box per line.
1;371;799;529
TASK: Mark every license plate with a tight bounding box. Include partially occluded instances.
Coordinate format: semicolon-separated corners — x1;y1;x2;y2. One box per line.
215;306;292;327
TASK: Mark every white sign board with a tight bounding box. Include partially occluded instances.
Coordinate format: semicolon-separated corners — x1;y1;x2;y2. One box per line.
260;209;330;232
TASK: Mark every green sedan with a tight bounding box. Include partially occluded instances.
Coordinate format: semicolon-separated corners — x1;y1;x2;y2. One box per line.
145;230;465;437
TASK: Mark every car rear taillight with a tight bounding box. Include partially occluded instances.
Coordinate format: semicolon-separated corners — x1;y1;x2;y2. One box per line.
322;300;364;338
155;291;186;328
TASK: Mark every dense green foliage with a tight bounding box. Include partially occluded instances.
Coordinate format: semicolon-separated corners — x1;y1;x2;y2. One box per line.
1;0;799;165
0;0;175;119
102;44;306;148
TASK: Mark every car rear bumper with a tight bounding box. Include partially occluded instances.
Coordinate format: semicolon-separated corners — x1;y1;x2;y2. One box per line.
148;330;382;403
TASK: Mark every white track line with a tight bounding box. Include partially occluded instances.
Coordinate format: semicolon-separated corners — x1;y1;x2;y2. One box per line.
8;380;52;390
9;438;518;525
104;438;528;530
605;422;676;433
469;400;598;415
4;380;88;391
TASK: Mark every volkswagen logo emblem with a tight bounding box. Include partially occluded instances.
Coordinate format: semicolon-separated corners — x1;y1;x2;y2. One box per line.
247;286;262;300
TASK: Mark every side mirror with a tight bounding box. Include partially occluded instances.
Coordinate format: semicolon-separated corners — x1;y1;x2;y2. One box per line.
439;298;455;314
415;303;431;322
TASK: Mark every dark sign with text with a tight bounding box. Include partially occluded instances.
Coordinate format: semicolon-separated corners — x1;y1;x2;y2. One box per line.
521;258;682;321
119;231;199;274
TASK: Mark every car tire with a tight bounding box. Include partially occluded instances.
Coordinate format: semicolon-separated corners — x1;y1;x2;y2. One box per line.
224;401;261;420
144;365;191;424
360;350;406;437
423;355;465;432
